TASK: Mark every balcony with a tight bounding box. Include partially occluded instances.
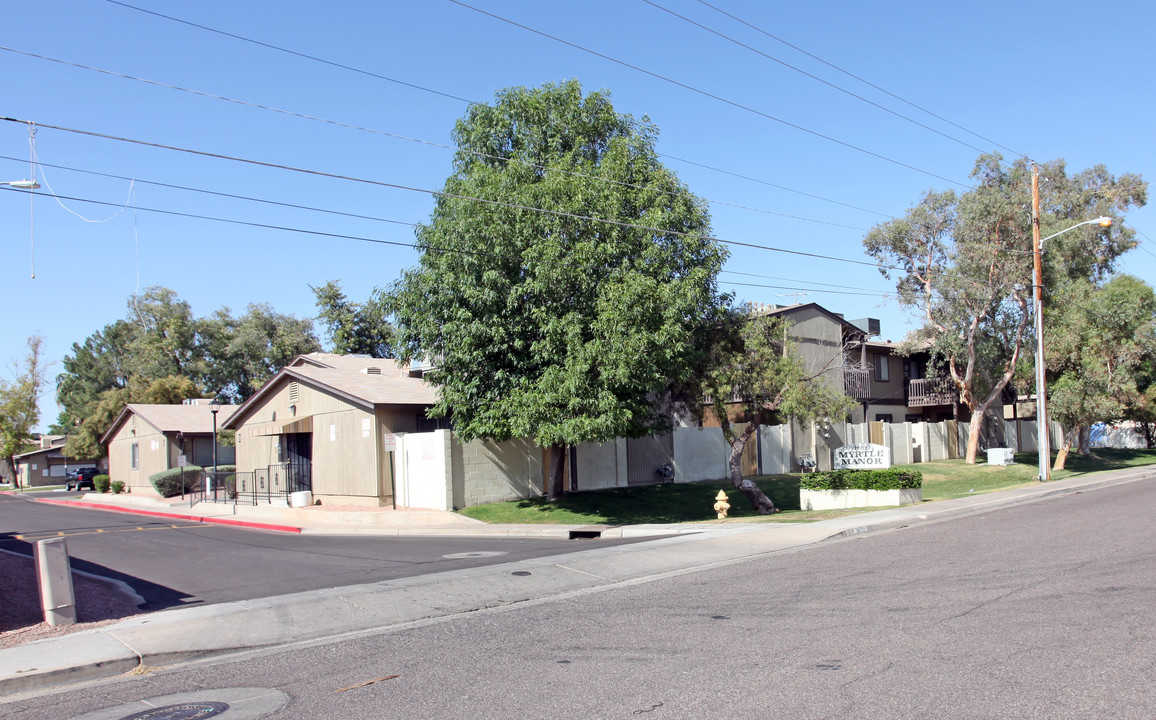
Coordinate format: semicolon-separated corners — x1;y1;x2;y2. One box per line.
907;378;957;407
844;367;871;401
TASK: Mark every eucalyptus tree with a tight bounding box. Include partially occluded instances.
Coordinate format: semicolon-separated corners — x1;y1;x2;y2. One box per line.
865;154;1144;462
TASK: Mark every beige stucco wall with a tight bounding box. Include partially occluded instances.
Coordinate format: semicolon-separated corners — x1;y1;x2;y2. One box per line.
233;379;428;506
107;418;172;494
785;307;847;393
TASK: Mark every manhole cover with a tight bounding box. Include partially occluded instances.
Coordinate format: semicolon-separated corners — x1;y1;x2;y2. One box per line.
119;703;229;720
442;551;507;559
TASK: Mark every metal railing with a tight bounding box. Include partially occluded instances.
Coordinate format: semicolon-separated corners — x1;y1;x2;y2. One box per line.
197;462;312;506
843;367;871;400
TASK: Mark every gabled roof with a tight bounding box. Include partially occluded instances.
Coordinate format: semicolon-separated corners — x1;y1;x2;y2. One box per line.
222;355;438;429
100;403;238;445
753;302;867;335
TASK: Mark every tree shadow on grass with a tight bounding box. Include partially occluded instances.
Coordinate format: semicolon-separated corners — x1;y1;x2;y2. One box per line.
504;476;802;525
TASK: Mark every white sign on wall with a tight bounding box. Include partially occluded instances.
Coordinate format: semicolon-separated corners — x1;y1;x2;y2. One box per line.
833;443;891;470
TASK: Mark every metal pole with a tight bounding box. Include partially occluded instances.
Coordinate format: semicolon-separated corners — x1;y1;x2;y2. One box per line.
211;408;219;500
1032;165;1051;482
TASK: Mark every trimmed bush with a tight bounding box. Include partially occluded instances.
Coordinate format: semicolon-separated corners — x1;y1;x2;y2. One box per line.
149;465;204;498
111;480;126;494
93;474;111;493
799;468;922;491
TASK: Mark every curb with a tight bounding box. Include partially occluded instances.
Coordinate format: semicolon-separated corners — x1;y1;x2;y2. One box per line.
32;498;303;534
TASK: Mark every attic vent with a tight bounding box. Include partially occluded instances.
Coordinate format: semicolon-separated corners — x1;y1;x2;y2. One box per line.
289;381;299;403
361;367;382;375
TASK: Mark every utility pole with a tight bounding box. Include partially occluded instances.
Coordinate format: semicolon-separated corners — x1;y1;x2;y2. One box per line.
1032;165;1051;482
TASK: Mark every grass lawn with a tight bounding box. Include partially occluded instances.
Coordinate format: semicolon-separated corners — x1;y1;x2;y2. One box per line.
458;448;1156;526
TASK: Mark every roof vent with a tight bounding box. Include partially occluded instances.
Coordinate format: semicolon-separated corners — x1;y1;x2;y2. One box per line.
361;367;382;375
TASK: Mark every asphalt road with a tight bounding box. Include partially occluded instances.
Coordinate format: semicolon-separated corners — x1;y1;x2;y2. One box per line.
0;494;653;610
8;475;1154;719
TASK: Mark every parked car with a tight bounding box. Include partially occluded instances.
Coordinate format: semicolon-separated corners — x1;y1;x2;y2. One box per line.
65;467;101;491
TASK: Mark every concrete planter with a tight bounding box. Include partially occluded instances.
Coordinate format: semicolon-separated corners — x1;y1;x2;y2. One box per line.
800;487;922;511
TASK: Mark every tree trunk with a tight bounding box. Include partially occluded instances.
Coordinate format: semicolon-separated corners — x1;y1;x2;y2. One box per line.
727;424;776;514
1078;426;1091;455
1054;426;1078;471
547;443;566;502
963;405;991;464
1;456;16;489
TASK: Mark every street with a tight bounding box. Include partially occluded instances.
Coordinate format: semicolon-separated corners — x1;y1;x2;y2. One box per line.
0;494;655;609
6;477;1154;718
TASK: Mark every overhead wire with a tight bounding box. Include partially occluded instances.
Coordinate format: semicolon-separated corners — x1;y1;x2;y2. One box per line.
446;0;970;188
0;115;894;270
104;0;971;190
0;45;870;232
692;0;1025;159
640;0;994;157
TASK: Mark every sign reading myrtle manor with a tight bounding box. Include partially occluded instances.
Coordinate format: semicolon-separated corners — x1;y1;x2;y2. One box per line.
833;443;891;470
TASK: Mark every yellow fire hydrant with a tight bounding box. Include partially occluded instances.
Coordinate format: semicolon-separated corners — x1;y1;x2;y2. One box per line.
714;490;731;519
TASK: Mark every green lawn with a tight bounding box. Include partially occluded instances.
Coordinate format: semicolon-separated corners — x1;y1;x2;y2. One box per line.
458;448;1156;526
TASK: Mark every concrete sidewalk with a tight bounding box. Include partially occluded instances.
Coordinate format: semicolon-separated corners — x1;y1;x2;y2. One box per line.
2;466;1151;696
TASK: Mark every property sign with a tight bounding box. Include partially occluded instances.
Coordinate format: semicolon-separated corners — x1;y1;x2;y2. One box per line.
833;443;891;470
382;433;398;452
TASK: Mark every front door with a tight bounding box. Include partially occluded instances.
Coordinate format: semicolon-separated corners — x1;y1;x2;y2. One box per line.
282;432;313;492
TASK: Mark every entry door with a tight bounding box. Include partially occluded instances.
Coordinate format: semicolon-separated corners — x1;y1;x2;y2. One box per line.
282;432;313;492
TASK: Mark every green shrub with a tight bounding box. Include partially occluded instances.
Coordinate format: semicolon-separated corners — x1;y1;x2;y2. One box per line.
93;474;111;493
148;465;204;498
111;480;125;494
800;468;922;491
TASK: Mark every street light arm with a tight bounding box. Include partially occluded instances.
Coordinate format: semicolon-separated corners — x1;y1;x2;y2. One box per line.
1040;217;1113;246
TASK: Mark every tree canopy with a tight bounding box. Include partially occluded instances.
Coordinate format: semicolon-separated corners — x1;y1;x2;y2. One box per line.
55;287;320;456
865;154;1146;462
390;80;727;497
0;336;45;487
700;312;853;513
311;280;394;358
1046;275;1156;467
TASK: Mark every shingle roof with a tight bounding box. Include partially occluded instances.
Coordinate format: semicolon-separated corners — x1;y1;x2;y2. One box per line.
126;404;238;434
222;354;439;429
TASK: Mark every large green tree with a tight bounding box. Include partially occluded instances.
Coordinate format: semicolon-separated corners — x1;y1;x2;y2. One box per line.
700;312;853;513
0;337;45;487
1047;275;1156;468
311;280;394;358
865;154;1145;462
391;80;727;499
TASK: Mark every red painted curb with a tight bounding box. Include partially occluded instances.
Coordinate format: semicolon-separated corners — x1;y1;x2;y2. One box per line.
34;498;303;533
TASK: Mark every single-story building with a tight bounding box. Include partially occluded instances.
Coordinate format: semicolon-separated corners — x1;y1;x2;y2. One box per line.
221;353;443;507
102;400;237;495
12;436;103;488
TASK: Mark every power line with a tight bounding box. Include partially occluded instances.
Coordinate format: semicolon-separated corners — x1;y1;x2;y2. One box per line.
0;45;867;232
720;279;890;298
1;115;893;270
92;5;904;220
104;0;477;106
692;0;1025;159
447;0;971;188
721;269;888;293
640;0;993;157
0;186;893;295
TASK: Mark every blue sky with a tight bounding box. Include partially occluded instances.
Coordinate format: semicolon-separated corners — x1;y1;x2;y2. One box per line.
2;0;1153;431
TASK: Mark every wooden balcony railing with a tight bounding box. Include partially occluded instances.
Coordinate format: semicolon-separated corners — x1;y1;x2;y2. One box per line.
907;378;957;407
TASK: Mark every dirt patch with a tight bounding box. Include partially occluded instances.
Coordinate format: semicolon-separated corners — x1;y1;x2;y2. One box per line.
0;551;145;650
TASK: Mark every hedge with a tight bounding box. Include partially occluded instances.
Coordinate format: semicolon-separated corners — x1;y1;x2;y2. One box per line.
93;474;111;493
149;465;204;498
799;468;922;491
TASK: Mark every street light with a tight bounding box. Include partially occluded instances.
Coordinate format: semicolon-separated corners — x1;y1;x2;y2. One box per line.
209;401;221;499
2;179;40;278
1031;165;1112;482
